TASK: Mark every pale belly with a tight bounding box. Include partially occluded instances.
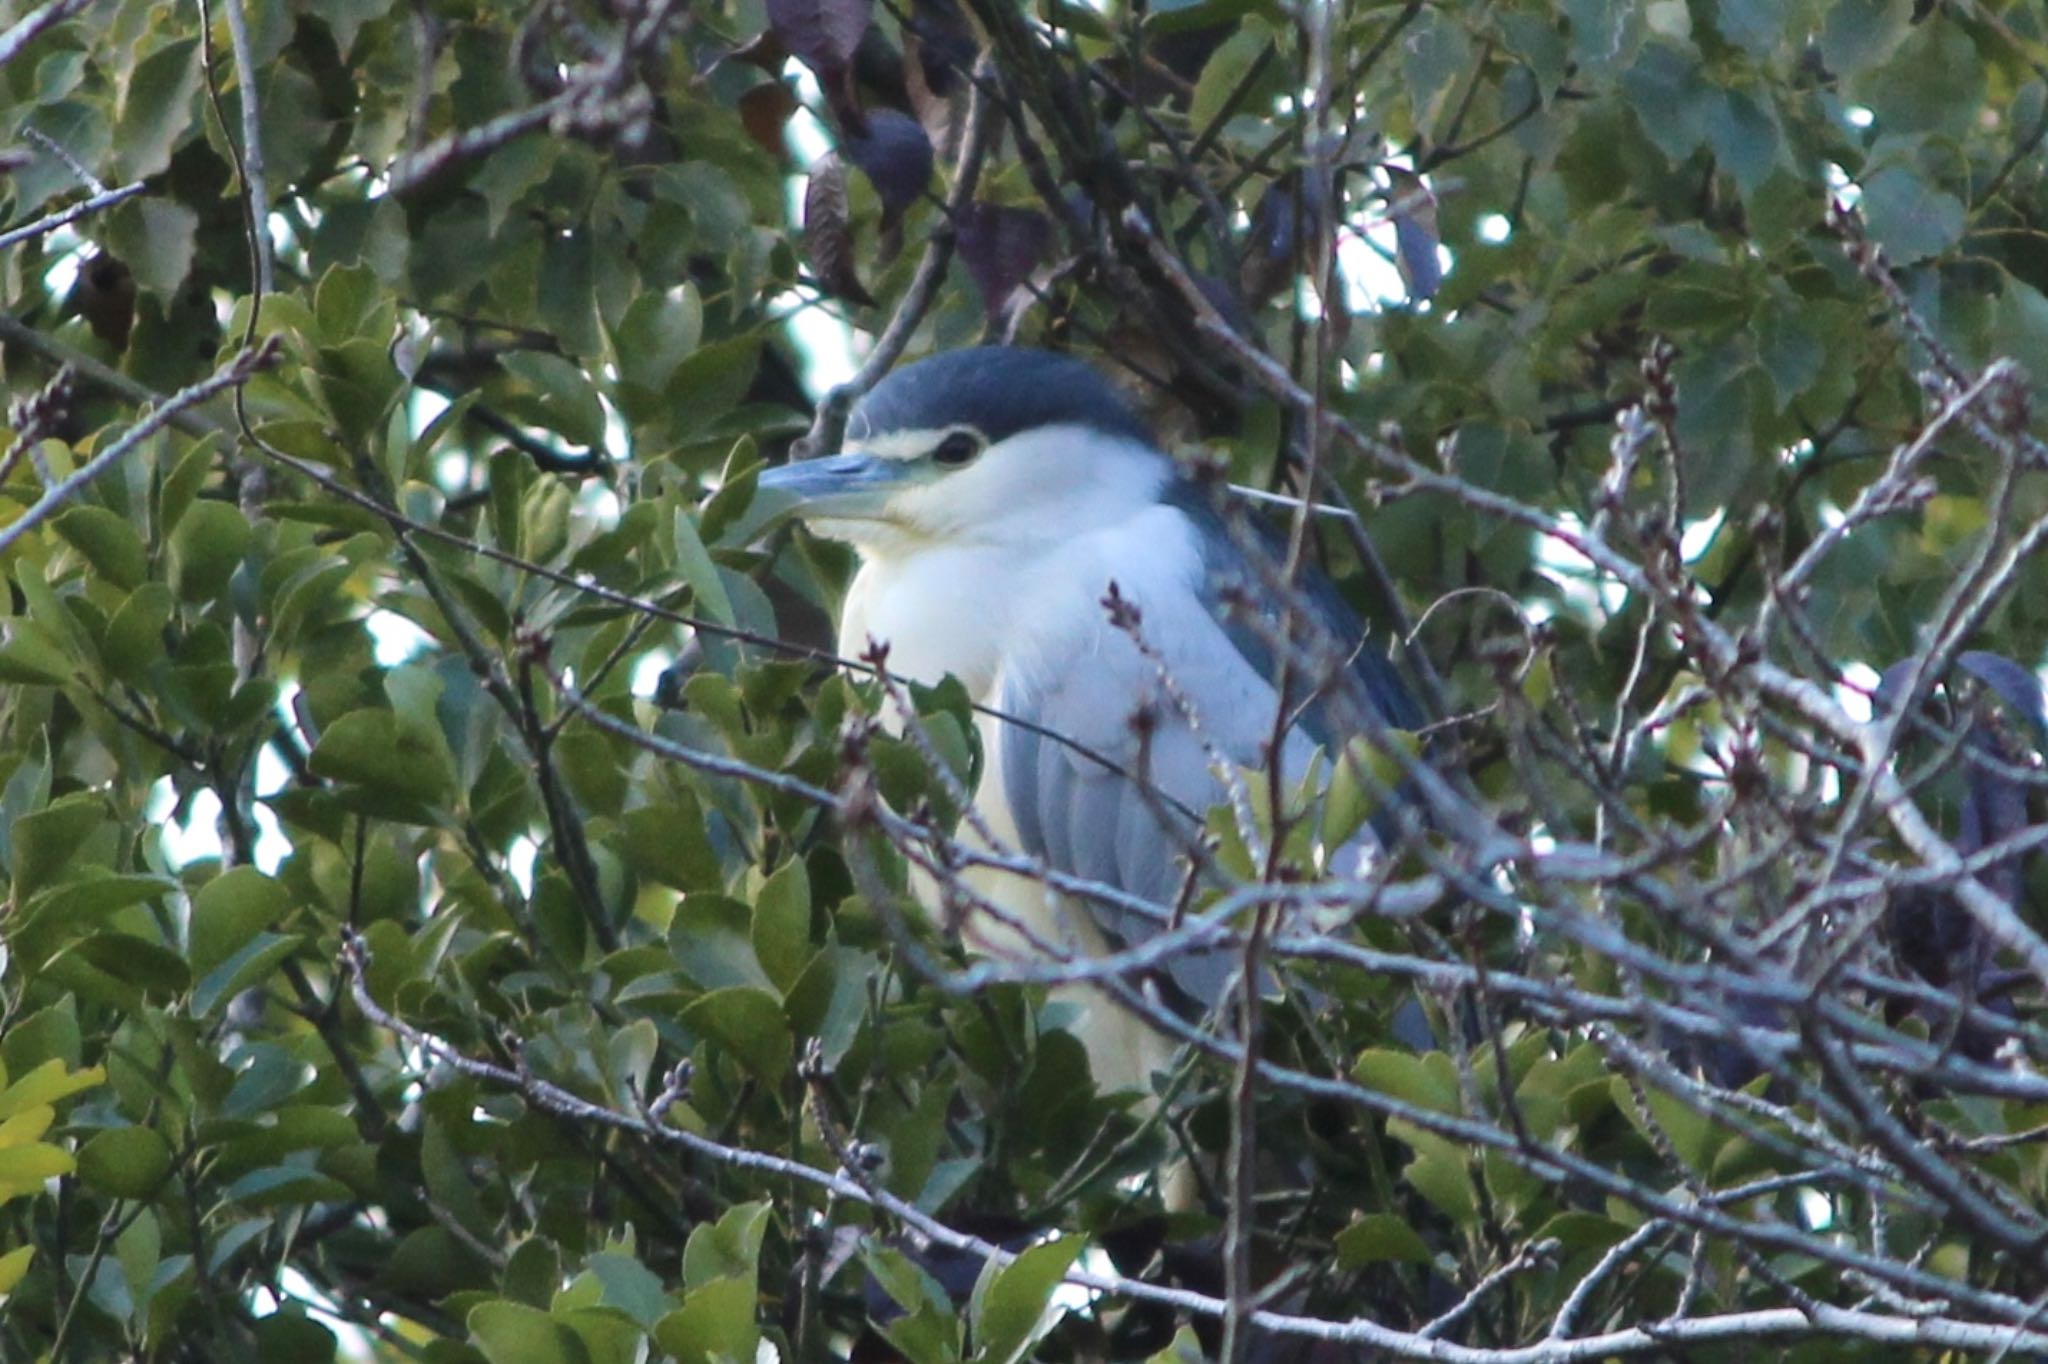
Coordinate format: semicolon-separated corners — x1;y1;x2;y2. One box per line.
842;556;1179;1097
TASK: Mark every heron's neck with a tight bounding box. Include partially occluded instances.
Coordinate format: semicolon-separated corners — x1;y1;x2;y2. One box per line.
838;495;1200;704
839;540;1042;700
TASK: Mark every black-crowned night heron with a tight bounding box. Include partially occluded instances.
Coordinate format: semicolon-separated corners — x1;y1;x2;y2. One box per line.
760;346;1423;1095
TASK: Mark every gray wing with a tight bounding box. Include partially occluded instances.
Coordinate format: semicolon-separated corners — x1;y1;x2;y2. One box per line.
1163;481;1428;744
995;501;1422;1008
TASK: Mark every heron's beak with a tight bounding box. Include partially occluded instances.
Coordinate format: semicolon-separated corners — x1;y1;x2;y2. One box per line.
753;452;913;528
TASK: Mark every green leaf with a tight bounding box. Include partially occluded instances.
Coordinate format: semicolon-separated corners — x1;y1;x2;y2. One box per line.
0;1000;81;1076
652;1277;757;1364
499;352;606;448
189;866;293;979
308;708;456;807
251;1315;338;1364
0;1141;76;1193
698;450;763;546
103;198;200;298
1190;23;1270;136
53;506;148;590
1353;1049;1461;1115
670;897;777;992
1819;0;1913;77
1619;41;1710;165
1618;1076;1720;1172
611;287;703;405
557;1306;642;1364
158;433;222;536
616;800;722;892
314;262;388;345
0;1244;35;1296
1402;7;1473;128
606;1017;658;1104
469;1299;583;1364
0;1105;54;1149
101;583;175;681
314;338;402;446
751;859;811;992
0;1060;104;1121
10;792;108;904
1859;166;1965;265
222;1040;313;1114
70;933;191;1000
1563;0;1645;74
223;1163;352;1208
681;1201;770;1292
681;987;791;1081
785;946;873;1069
0;616;79;686
672;507;735;627
168;501;252;603
76;1125;174;1198
1385;1116;1479;1225
503;1238;560;1309
192;932;303;1017
1701;89;1780;197
1324;732;1415;852
669;337;760;436
588;1251;675;1329
969;1236;1082;1364
1334;1213;1434;1267
111;39;203;181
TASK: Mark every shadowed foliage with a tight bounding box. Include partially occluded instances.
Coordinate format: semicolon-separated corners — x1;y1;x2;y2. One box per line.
5;0;2048;1361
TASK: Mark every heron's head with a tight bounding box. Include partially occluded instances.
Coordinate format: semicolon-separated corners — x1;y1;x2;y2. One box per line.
759;348;1171;555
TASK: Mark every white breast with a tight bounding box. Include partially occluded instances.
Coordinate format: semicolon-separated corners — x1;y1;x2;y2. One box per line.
841;506;1251;1099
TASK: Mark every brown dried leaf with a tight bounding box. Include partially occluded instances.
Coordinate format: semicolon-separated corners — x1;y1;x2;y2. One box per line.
766;0;872;75
804;153;875;306
739;79;799;159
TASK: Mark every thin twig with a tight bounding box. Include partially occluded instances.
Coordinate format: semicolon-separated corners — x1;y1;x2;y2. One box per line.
0;180;145;254
0;340;277;557
0;0;95;70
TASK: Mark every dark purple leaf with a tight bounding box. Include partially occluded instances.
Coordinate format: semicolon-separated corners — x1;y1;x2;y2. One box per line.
1961;758;2027;907
1956;650;2048;740
803;153;875;305
907;0;976;94
1240;173;1330;306
1392;212;1441;300
1245;179;1298;268
1384;165;1441;301
956;202;1053;317
1681;979;1782;1091
1873;656;1919;719
765;0;872;75
1885;885;1975;987
1191;270;1252;335
842;109;933;223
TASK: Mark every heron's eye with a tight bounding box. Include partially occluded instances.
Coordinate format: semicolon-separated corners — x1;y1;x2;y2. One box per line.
932;431;983;467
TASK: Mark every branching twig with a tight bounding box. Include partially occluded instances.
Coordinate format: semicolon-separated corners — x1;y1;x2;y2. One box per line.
795;55;1001;459
0;340;277;557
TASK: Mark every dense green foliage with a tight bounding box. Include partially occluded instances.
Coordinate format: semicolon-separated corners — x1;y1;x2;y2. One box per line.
4;0;2048;1360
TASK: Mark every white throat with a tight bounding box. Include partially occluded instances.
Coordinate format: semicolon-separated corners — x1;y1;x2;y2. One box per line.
829;427;1175;700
